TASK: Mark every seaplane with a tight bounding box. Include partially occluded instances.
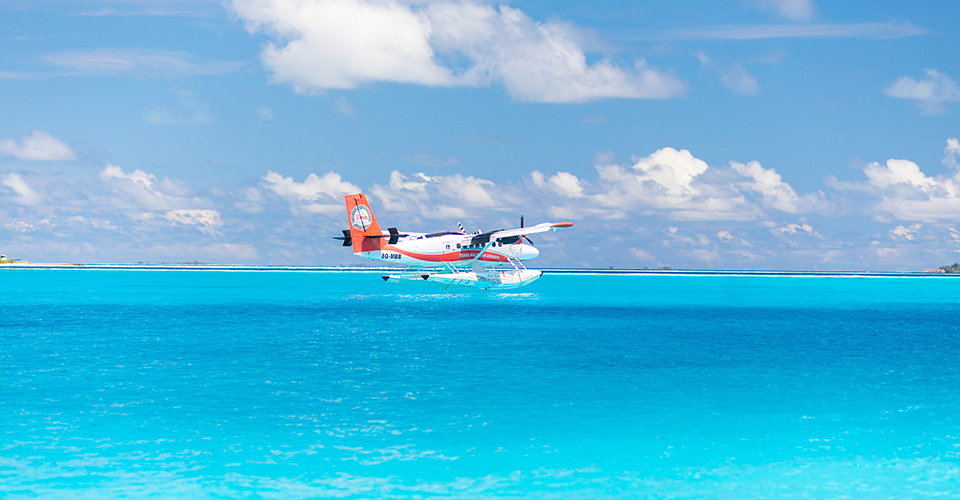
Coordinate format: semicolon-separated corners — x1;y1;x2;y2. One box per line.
336;193;573;289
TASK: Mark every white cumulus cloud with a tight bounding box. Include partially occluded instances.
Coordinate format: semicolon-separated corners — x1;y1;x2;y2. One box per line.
132;209;224;236
886;69;960;115
732;160;826;213
862;158;938;190
370;170;499;218
0;130;76;161
162;209;223;235
1;172;44;205
100;164;200;210
944;138;960;170
775;223;819;236
235;187;265;213
890;223;922;240
261;170;361;215
593;147;752;219
629;248;655;260
619;147;708;198
827;141;960;222
232;0;454;91
530;170;584;198
3;221;36;233
524;147;822;221
229;0;685;103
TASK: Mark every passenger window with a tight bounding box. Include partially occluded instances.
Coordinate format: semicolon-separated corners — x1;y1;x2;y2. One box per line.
456;243;461;249
445;244;450;250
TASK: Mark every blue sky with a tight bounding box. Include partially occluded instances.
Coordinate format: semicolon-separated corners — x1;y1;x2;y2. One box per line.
1;0;959;269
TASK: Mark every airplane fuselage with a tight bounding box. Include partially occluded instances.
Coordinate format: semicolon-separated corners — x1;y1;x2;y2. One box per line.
354;232;539;266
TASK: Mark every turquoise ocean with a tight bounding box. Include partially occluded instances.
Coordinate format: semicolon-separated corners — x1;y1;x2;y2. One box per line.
3;269;960;498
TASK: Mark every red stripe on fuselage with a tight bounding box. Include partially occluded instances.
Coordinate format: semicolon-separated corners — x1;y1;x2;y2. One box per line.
380;244;510;263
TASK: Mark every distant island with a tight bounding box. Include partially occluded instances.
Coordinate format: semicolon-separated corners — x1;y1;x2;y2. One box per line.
1;254;85;267
938;263;960;273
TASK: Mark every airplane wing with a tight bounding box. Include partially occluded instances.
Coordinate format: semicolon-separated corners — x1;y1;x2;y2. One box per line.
469;222;573;245
490;222;573;239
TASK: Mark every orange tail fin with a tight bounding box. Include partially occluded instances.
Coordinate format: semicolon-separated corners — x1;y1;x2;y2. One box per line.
344;193;383;254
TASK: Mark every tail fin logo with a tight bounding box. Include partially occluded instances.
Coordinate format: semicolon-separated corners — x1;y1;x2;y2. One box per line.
350;205;372;231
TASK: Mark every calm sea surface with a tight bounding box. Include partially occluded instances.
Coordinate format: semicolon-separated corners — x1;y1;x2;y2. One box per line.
2;270;960;498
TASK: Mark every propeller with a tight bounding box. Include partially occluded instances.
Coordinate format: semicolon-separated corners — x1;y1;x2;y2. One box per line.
520;215;535;245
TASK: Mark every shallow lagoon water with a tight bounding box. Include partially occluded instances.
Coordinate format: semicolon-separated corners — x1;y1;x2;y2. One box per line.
2;270;960;498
